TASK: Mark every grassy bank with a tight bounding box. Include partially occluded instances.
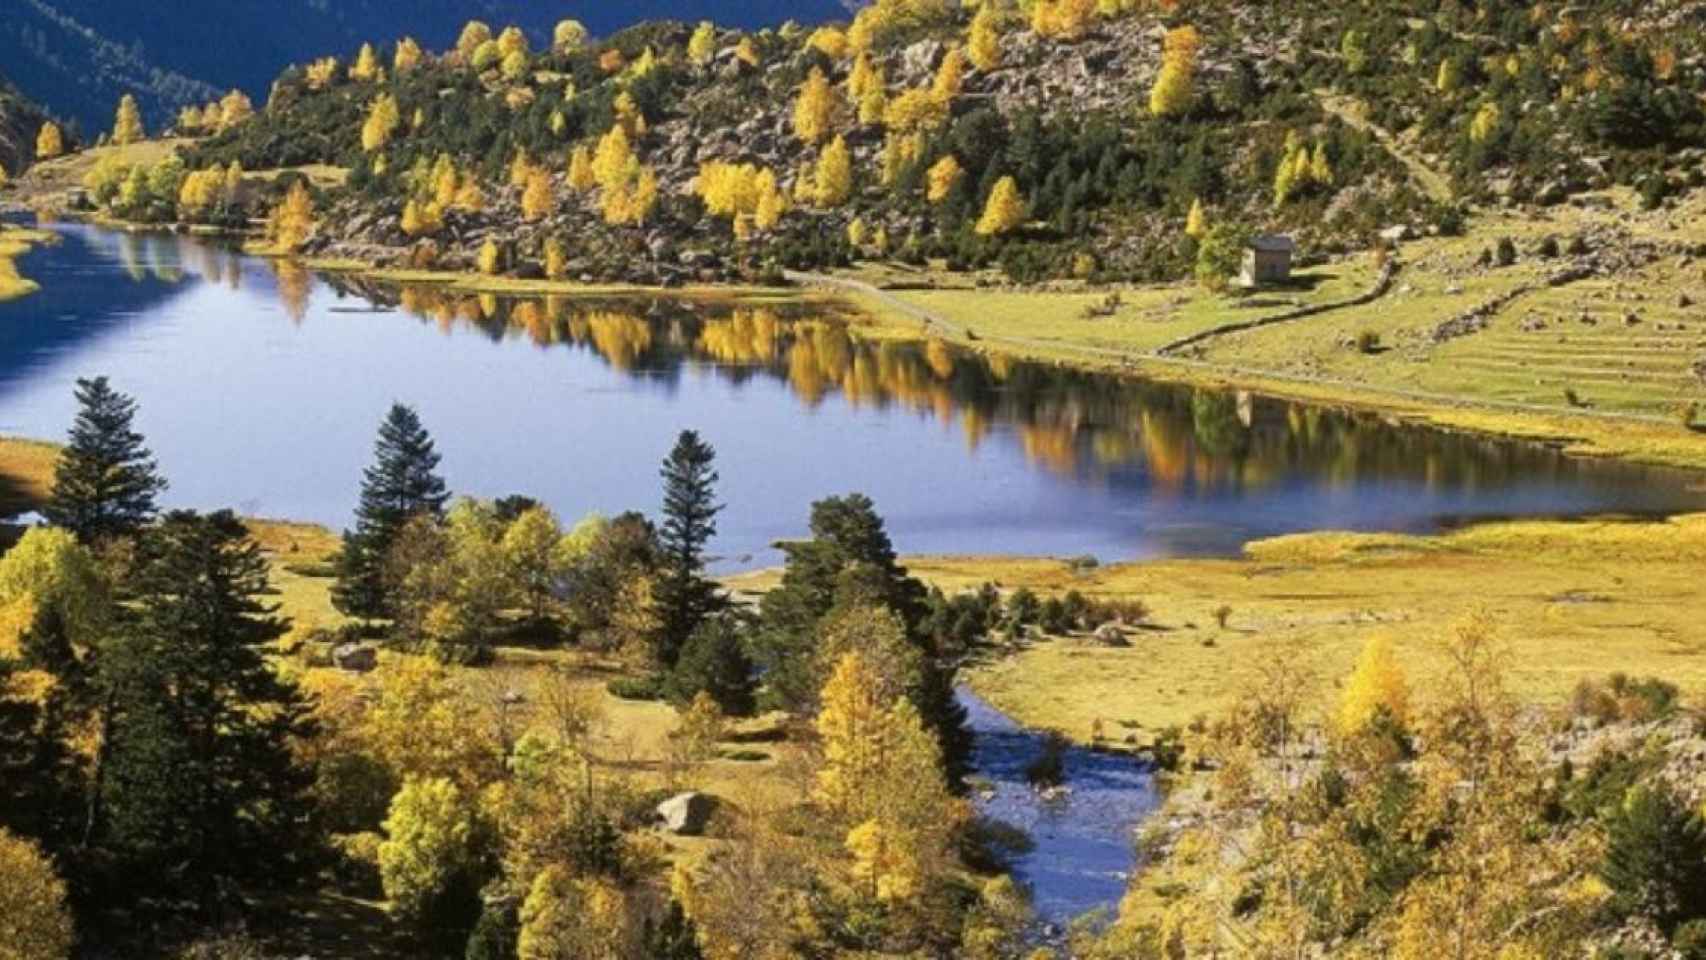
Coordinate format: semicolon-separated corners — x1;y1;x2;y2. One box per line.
912;514;1706;742
0;225;54;301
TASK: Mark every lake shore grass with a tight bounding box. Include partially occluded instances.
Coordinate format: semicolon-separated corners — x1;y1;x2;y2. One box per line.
0;225;55;301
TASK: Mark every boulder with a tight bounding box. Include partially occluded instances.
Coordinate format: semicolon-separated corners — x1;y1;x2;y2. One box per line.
1093;623;1130;647
656;792;716;836
332;643;378;673
1379;224;1415;243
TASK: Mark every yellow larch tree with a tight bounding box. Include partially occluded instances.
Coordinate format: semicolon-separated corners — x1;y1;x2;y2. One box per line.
217;89;254;129
734;36;760;68
521;168;554;222
808;26;850;60
847;216;868;248
0;163;9;190
478;237;503;275
848;52;881;101
497;25;529;58
926;154;963;204
592;125;634;191
454;174;485;211
36;122;64;160
395;37;424;73
793;66;838;145
754;172;788;230
552;20;588;53
1336;635;1409;736
361;94;401;152
884;87;949;134
1149;24;1200;117
567;146;596;193
456;21;493;61
687;21;717;65
975;176;1026;235
968;6;1003;72
305;57;340;90
601;164;658;226
543;238;568;280
612;92;647;139
1185;197;1206;237
0;828;74;960
350;42;380;81
112;94;144;145
932;46;966;100
1032;0;1096;41
812;135;853;207
269;179;315;252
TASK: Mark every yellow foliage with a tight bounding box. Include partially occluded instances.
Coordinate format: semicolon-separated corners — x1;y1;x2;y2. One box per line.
553;20;588;52
0;828;73;960
519;867;634;960
884;87;949;134
848;216;868;248
453;174;484;211
613;92;647;139
567;146;596;193
688;21;718;65
592;125;634;191
269;179;315;252
305;57;339;90
1032;0;1096;41
926;154;963;204
1469;101;1502;144
848;52;883;101
1149;25;1200;117
217;89;253;129
1184;197;1206;237
35;122;63;160
112;94;144;145
478;237;503;275
544;238;568;280
846;819;924;903
808;26;850;60
601;164;658;226
968;7;1003;72
395;37;424;72
521;168;555;221
361;94;401;152
456;20;493;61
812;135;853;207
1336;635;1409;735
975;175;1026;236
793;67;839;145
350;43;379;81
933;46;966;100
735;37;760;67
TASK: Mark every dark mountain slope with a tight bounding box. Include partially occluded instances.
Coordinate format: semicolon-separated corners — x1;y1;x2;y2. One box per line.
0;72;56;177
0;0;849;136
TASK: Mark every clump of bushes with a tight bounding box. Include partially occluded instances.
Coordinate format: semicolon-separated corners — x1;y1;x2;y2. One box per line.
1568;673;1679;726
1025;731;1070;788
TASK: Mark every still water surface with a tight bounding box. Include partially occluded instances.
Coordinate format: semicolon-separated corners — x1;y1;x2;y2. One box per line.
4;223;1705;569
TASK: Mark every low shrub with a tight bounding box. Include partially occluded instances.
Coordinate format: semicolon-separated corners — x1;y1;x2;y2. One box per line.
608;675;667;701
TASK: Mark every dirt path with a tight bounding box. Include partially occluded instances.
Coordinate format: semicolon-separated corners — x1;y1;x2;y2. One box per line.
1318;91;1456;205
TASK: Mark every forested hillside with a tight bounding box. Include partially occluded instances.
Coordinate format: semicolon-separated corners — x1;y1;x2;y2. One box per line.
146;0;1706;287
0;0;849;134
0;73;56;177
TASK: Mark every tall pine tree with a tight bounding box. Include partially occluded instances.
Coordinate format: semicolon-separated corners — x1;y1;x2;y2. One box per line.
652;431;723;669
95;511;315;900
333;404;450;620
43;377;168;544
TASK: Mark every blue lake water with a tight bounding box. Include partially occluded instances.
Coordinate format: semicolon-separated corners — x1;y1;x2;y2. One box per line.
5;222;1704;571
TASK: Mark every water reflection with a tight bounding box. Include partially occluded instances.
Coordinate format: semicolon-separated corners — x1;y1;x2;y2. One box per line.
4;222;1704;565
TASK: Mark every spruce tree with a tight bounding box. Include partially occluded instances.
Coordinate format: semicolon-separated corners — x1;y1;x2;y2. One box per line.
666;615;755;715
43;377;168;544
652;430;723;669
96;511;314;898
333;404;450;620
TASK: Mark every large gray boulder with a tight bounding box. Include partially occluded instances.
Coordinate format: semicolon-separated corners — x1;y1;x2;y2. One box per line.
332;643;378;673
656;792;716;836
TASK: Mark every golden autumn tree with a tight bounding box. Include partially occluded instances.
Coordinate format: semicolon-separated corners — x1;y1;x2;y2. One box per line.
1184;196;1206;237
457;21;493;61
567;146;596;193
1149;24;1201;117
1336;635;1409;735
688;21;718;65
394;37;425;72
968;6;1003;71
592;125;633;190
1032;0;1096;41
112;94;144;145
793;66;838;145
0;829;73;960
217;89;254;129
932;45;966;100
521;167;554;221
35;122;64;160
812;135;853;207
269;179;315;252
350;42;380;81
926;154;964;204
975;176;1026;235
0;163;9;190
519;868;634;960
361;94;402;152
552;19;589;53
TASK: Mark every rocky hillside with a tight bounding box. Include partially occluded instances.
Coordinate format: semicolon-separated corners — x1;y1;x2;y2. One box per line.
113;1;1706;286
0;74;55;179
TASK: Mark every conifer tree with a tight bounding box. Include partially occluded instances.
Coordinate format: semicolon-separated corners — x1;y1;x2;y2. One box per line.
926;155;963;204
1185;197;1207;238
932;46;966;100
1336;635;1409;736
112;94;144;145
567;146;596;192
270;179;315;251
652;431;723;669
395;37;425;72
554;20;589;52
975;175;1026;235
36;122;64;160
666;615;755;715
333;404;450;620
43;377;167;544
1149;25;1200;118
968;6;1003;72
688;22;717;66
813;135;853;207
96;510;313;896
0;829;73;960
362;94;401;152
457;21;493;62
350;43;380;81
793;67;838;146
521;168;554;222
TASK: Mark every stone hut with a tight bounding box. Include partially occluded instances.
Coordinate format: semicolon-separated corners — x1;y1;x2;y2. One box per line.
1240;235;1294;288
